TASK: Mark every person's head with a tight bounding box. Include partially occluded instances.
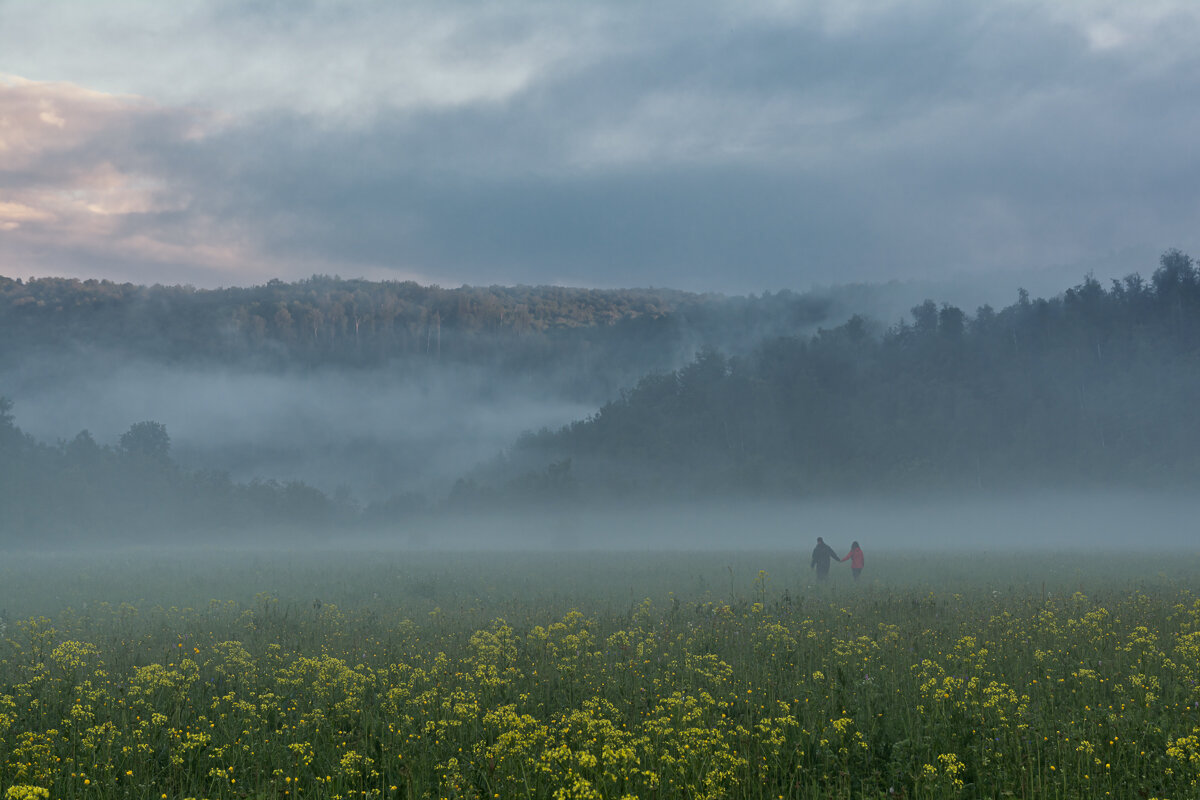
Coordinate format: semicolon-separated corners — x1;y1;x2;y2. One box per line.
851;541;859;549
817;537;824;544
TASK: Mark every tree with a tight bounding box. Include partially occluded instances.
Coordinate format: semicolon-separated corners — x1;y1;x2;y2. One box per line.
0;396;24;453
119;421;171;463
938;304;966;339
911;300;939;335
65;430;103;466
1152;248;1195;296
0;396;12;427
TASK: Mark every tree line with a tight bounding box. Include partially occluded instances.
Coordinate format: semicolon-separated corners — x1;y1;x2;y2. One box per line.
1;274;827;363
0;274;836;401
467;250;1200;501
0;403;369;545
6;251;1200;540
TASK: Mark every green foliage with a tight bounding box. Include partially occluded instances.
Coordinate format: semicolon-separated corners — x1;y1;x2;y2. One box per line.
0;551;1198;799
503;251;1200;497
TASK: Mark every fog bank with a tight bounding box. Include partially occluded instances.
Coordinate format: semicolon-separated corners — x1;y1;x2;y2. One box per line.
2;357;593;499
333;490;1197;552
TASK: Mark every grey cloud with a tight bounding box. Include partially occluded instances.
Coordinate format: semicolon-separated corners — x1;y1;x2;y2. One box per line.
4;2;1200;291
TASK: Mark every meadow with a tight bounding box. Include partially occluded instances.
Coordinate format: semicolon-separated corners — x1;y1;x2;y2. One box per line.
1;545;1198;799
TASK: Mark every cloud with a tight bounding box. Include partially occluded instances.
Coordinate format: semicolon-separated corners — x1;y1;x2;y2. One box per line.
0;2;596;119
1046;1;1200;54
0;75;229;269
0;74;347;284
2;2;1200;291
0;201;55;230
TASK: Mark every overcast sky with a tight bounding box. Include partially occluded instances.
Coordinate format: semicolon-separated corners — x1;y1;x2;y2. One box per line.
2;1;1199;294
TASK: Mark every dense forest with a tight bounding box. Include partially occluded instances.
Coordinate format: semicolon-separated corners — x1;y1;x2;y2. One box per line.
467;250;1200;501
3;251;1200;542
0;275;831;398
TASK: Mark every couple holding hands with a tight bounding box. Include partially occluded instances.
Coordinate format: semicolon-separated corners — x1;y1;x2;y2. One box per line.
811;537;864;581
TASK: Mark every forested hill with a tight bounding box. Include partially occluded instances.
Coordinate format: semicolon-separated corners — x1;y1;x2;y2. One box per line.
7;251;1200;542
0;275;698;356
472;250;1200;500
0;274;830;374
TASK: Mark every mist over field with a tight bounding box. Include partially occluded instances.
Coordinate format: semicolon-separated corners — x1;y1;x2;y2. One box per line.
9;4;1200;797
1;355;594;499
5;264;1200;800
317;489;1197;553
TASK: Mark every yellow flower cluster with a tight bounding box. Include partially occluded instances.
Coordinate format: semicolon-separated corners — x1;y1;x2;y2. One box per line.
1;555;1200;799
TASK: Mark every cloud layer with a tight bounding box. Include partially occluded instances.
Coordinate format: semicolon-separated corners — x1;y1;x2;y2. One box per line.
3;1;1200;291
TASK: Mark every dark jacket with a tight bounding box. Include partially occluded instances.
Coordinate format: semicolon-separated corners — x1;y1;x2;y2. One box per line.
811;541;839;569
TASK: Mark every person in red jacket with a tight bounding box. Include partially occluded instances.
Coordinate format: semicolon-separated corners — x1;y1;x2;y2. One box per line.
841;541;865;580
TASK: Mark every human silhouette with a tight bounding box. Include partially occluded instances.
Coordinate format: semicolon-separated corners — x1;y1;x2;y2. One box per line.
811;537;840;581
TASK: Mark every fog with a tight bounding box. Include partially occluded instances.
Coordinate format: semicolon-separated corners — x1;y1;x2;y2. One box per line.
3;489;1195;627
333;491;1199;553
3;262;1193;550
811;250;1150;335
2;356;594;500
4;492;1186;554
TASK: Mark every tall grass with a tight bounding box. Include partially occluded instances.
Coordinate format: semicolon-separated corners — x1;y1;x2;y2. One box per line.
1;549;1197;799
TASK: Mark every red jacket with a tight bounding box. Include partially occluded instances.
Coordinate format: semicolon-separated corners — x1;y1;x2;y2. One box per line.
842;547;864;569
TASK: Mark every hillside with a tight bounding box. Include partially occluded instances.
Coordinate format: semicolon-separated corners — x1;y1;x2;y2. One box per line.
5;251;1200;543
468;251;1200;501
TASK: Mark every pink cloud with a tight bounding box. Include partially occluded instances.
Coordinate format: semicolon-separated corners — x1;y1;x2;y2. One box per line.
0;74;263;283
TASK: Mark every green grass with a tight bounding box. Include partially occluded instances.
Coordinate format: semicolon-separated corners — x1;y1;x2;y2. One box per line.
1;548;1198;799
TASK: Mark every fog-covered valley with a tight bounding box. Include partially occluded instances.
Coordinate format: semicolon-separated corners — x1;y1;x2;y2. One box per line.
0;261;1127;506
5;254;1200;549
10;5;1200;797
3;357;595;500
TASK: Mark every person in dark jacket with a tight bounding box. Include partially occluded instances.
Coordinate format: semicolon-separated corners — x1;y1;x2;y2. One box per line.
811;537;840;581
841;541;865;580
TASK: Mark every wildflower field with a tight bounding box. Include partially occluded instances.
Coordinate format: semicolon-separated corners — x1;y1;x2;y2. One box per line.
1;547;1199;799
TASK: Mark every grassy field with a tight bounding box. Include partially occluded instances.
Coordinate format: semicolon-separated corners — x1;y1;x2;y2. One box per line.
1;546;1198;799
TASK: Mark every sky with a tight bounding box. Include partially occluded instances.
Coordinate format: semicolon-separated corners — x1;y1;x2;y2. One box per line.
2;1;1200;294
